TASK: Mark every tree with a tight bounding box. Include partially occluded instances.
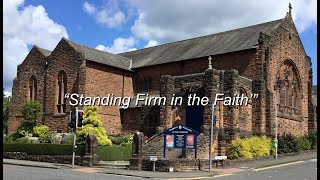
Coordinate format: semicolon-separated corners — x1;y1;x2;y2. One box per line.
3;89;11;134
76;106;112;146
20;100;43;132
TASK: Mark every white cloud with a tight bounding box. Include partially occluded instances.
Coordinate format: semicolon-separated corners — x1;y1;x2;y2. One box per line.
127;0;317;44
82;0;126;28
83;1;96;15
3;0;68;94
95;37;137;54
144;40;158;48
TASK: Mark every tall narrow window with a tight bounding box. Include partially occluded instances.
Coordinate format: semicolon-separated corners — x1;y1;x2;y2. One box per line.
56;71;67;113
28;76;37;101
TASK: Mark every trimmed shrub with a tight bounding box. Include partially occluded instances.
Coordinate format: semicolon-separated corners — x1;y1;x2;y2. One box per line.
76;106;112;146
97;144;132;161
277;133;299;154
3;143;85;156
296;136;311;151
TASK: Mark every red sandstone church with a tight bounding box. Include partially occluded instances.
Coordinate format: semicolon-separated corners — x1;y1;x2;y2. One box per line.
8;8;316;157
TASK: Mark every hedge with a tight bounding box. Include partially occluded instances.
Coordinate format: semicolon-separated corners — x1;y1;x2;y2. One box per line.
97;144;132;161
3;143;85;156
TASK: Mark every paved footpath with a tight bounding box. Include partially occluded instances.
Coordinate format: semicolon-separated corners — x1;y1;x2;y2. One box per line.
3;151;316;179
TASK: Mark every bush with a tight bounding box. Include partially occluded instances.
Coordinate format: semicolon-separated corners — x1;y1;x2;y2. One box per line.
296;136;311;151
32;125;52;143
3;143;85;156
97;144;132;161
277;133;299;154
33;126;50;137
61;134;74;144
306;130;317;149
3;134;14;143
227;137;252;159
51;134;62;144
15;137;30;144
76;106;112;146
248;136;271;157
20;101;42;132
109;134;133;145
227;136;272;159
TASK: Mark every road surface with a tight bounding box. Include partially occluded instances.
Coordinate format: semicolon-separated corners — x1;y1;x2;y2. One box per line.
3;158;317;180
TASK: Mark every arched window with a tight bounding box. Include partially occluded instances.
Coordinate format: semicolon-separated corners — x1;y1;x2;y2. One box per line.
56;71;67;113
275;60;301;116
28;76;37;101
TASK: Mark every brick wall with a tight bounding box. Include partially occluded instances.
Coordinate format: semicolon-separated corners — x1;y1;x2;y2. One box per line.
84;61;134;134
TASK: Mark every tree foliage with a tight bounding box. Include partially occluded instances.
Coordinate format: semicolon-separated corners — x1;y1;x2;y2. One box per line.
20;100;43;132
76;106;112;146
3;89;11;134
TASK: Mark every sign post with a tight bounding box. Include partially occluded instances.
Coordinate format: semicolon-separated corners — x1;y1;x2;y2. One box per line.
163;124;199;159
72;107;78;168
275;92;278;159
150;156;157;172
209;104;215;172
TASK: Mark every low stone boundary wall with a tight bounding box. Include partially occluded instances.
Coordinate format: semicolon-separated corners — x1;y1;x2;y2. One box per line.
3;152;83;165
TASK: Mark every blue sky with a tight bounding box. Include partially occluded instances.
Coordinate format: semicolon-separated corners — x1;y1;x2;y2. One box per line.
3;0;317;95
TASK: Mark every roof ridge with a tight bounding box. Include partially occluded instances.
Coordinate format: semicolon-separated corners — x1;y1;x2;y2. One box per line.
119;18;283;55
33;45;52;56
66;39;132;61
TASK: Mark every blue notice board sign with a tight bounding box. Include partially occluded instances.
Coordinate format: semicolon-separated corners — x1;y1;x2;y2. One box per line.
163;124;199;159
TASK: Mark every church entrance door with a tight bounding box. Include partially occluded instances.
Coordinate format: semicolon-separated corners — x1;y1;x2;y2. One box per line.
186;105;203;133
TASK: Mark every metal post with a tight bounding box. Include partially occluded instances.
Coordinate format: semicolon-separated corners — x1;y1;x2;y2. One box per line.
72;107;78;168
153;161;156;172
209;104;215;172
275;94;278;159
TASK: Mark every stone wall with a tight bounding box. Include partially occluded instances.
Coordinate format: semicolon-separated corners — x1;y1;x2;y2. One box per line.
265;14;312;136
8;46;48;134
3;152;83;165
42;38;86;132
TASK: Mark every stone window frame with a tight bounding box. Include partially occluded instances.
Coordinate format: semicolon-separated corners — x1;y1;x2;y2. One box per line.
56;70;67;114
27;75;37;101
275;59;302;118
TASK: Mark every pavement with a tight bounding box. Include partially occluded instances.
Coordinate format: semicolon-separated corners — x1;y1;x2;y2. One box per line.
3;151;317;179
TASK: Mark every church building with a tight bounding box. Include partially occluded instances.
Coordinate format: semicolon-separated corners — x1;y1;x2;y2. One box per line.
8;7;316;158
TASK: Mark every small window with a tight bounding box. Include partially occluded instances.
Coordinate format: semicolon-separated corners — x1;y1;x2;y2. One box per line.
28;76;37;101
56;71;67;113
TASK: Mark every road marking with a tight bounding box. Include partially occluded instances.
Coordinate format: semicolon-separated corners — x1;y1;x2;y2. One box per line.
252;161;305;172
212;173;233;178
165;173;233;180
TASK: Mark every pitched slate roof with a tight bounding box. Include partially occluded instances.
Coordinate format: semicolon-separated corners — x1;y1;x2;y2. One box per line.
119;19;283;68
66;39;132;70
